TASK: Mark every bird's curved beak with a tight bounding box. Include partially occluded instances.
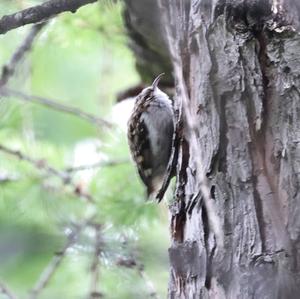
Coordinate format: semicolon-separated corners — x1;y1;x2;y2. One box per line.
152;73;165;89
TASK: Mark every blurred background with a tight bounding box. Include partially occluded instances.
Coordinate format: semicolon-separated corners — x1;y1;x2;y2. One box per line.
0;1;169;298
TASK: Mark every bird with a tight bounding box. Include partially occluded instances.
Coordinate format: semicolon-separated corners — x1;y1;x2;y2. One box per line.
127;73;174;199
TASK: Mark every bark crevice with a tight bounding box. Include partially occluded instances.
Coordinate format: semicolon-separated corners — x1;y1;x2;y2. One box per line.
122;0;300;297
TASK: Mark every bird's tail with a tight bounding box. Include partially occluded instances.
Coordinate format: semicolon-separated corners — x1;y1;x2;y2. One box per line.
146;175;164;201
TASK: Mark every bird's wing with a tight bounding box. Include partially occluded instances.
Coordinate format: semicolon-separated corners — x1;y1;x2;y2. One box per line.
128;117;154;195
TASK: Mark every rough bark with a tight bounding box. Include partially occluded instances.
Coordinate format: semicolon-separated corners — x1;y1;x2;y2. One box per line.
124;0;300;298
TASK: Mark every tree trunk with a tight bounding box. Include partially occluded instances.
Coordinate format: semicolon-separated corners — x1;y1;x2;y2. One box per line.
123;0;173;85
124;0;300;298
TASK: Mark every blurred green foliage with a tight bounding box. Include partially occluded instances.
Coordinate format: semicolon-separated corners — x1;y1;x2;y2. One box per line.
0;2;169;298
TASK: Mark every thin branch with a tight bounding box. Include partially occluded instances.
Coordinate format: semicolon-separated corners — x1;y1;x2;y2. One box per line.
0;0;98;35
0;144;67;179
65;159;129;173
117;256;160;299
88;224;103;299
0;281;18;299
0;88;113;129
28;219;90;299
0;173;18;184
0;22;47;88
0;143;94;202
137;265;160;299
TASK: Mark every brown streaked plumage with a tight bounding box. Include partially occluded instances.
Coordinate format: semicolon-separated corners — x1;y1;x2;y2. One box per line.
127;74;174;199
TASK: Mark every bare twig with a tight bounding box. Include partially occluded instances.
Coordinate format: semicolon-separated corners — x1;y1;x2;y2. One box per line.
0;281;18;299
137;265;160;299
0;143;94;202
65;159;129;173
88;224;103;299
0;88;113;129
0;144;67;179
116;254;160;299
0;172;18;184
115;232;161;299
28;219;90;299
0;0;98;35
0;22;47;88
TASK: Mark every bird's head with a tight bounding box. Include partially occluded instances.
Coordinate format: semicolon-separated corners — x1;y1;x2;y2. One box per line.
136;73;166;103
